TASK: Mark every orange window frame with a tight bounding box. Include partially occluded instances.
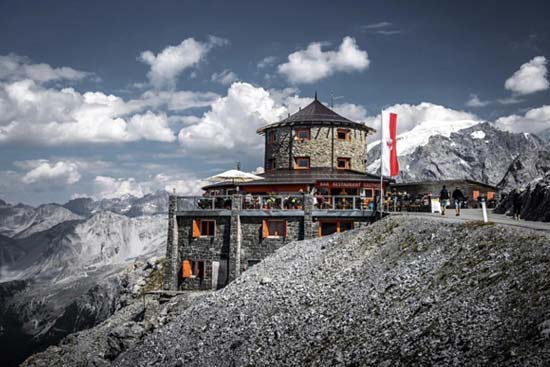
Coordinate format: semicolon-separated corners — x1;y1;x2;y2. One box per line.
318;220;354;237
192;219;216;237
262;219;287;238
336;157;350;170
294;157;310;170
336;129;351;141
295;128;311;141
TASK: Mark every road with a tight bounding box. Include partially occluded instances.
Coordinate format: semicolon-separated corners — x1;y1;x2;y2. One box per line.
391;209;550;232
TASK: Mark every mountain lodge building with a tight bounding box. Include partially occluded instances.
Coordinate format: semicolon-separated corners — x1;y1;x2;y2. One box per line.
163;96;391;291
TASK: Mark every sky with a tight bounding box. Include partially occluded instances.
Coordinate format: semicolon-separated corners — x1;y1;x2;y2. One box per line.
0;0;549;205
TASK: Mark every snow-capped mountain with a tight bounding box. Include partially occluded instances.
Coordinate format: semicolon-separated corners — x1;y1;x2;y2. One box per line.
367;118;481;172
367;121;545;186
0;201;83;239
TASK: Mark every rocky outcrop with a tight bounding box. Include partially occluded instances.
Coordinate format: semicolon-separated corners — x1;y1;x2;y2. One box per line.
496;173;550;222
497;148;550;191
106;216;550;367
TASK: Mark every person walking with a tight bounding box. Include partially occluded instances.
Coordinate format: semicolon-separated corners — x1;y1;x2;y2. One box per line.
512;188;522;220
439;185;450;215
452;187;465;216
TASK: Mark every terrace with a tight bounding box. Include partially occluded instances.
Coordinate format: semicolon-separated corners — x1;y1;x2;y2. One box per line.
175;194;376;218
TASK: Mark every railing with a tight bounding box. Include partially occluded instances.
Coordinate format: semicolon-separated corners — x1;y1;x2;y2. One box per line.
176;195;374;211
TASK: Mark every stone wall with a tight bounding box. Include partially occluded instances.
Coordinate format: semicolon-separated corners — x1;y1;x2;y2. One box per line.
264;126;368;172
239;217;303;273
177;216;231;291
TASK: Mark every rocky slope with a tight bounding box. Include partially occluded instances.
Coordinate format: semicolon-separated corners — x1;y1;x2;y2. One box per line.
368;122;545;186
0;212;167;367
24;216;550;367
0;201;83;238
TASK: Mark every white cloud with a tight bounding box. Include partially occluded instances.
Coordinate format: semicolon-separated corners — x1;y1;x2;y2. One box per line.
152;173;204;196
257;56;277;69
278;37;370;84
127;111;176;142
0;79;204;145
333;103;368;122
139;37;227;89
362;21;392;30
504;56;549;95
22;160;81;185
466;94;490;107
495;105;550;134
211;69;239;85
177;82;286;156
0;54;91;83
94;176;145;199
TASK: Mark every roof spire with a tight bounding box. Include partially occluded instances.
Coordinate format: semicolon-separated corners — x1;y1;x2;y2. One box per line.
314;91;318;101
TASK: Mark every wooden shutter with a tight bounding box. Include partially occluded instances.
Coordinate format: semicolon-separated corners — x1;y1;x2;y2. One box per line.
262;220;269;238
182;260;192;278
192;220;200;238
487;192;494;200
282;221;287;237
472;191;479;200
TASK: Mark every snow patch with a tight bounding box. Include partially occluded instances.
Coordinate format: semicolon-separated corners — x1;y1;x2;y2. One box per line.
470;131;486;139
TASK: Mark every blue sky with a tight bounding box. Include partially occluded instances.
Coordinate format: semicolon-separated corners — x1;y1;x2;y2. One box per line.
0;0;549;205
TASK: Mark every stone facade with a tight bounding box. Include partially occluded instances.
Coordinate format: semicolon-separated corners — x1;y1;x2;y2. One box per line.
164;194;376;291
265;126;368;172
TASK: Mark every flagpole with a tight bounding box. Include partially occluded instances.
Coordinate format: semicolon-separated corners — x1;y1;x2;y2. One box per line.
379;110;384;217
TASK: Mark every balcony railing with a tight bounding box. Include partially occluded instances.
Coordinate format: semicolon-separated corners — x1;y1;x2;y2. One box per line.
176;195;375;211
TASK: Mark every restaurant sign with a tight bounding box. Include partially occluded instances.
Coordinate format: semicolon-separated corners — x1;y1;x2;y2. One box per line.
317;181;379;189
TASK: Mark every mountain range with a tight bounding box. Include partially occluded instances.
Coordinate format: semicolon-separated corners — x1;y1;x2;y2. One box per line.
1;120;550;366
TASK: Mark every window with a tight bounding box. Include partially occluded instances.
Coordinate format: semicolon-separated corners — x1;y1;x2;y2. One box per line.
295;128;310;141
269;130;277;143
192;219;216;237
182;259;205;279
337;157;351;170
262;219;287;238
294;157;310;170
267;158;276;171
318;221;354;237
337;129;350;141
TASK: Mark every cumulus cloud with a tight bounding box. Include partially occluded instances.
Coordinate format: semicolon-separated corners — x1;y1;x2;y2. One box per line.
333;103;368;122
278;37;370;84
22;160;81;185
466;94;490;107
504;56;549;95
211;69;239;85
92;173;204;199
0;54;91;83
495;105;550;134
138;89;219;111
139;36;228;89
0;79;182;145
178;82;286;156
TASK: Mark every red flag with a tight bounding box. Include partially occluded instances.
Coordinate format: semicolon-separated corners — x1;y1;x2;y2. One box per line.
381;112;399;177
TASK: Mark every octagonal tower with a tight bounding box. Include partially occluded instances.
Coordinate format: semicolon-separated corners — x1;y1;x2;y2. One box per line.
257;96;375;173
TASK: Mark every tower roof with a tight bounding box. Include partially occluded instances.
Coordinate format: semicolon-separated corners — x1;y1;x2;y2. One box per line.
257;98;375;134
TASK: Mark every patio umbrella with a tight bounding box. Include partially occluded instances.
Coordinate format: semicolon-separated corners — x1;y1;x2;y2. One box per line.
206;169;264;192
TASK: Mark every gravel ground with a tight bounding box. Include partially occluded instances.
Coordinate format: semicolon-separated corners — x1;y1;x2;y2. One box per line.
110;216;550;367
